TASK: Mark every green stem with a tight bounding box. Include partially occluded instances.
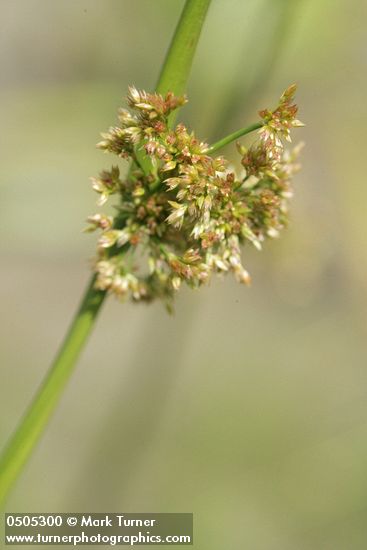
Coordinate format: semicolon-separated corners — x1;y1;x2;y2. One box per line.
206;121;263;154
156;0;211;98
0;276;106;505
0;0;211;507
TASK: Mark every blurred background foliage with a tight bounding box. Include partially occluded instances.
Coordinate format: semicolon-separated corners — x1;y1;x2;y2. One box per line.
1;0;367;548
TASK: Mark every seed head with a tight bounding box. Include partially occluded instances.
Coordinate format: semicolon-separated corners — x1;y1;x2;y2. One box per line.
88;86;303;309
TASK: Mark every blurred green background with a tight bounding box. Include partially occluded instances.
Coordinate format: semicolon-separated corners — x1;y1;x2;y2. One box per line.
1;0;367;548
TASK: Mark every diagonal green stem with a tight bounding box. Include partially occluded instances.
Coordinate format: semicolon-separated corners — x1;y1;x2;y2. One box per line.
0;0;211;507
156;0;211;98
0;276;105;505
206;121;263;154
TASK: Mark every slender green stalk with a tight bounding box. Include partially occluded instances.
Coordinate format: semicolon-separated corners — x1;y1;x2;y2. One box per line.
0;0;212;507
156;0;211;98
0;276;105;505
206;121;263;154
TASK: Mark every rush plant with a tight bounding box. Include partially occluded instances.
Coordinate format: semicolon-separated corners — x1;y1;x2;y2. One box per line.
0;0;303;506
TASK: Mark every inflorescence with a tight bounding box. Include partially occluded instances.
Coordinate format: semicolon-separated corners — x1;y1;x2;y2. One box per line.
86;85;303;308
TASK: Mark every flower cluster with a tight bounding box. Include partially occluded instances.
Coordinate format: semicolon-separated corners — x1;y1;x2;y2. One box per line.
87;85;303;308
